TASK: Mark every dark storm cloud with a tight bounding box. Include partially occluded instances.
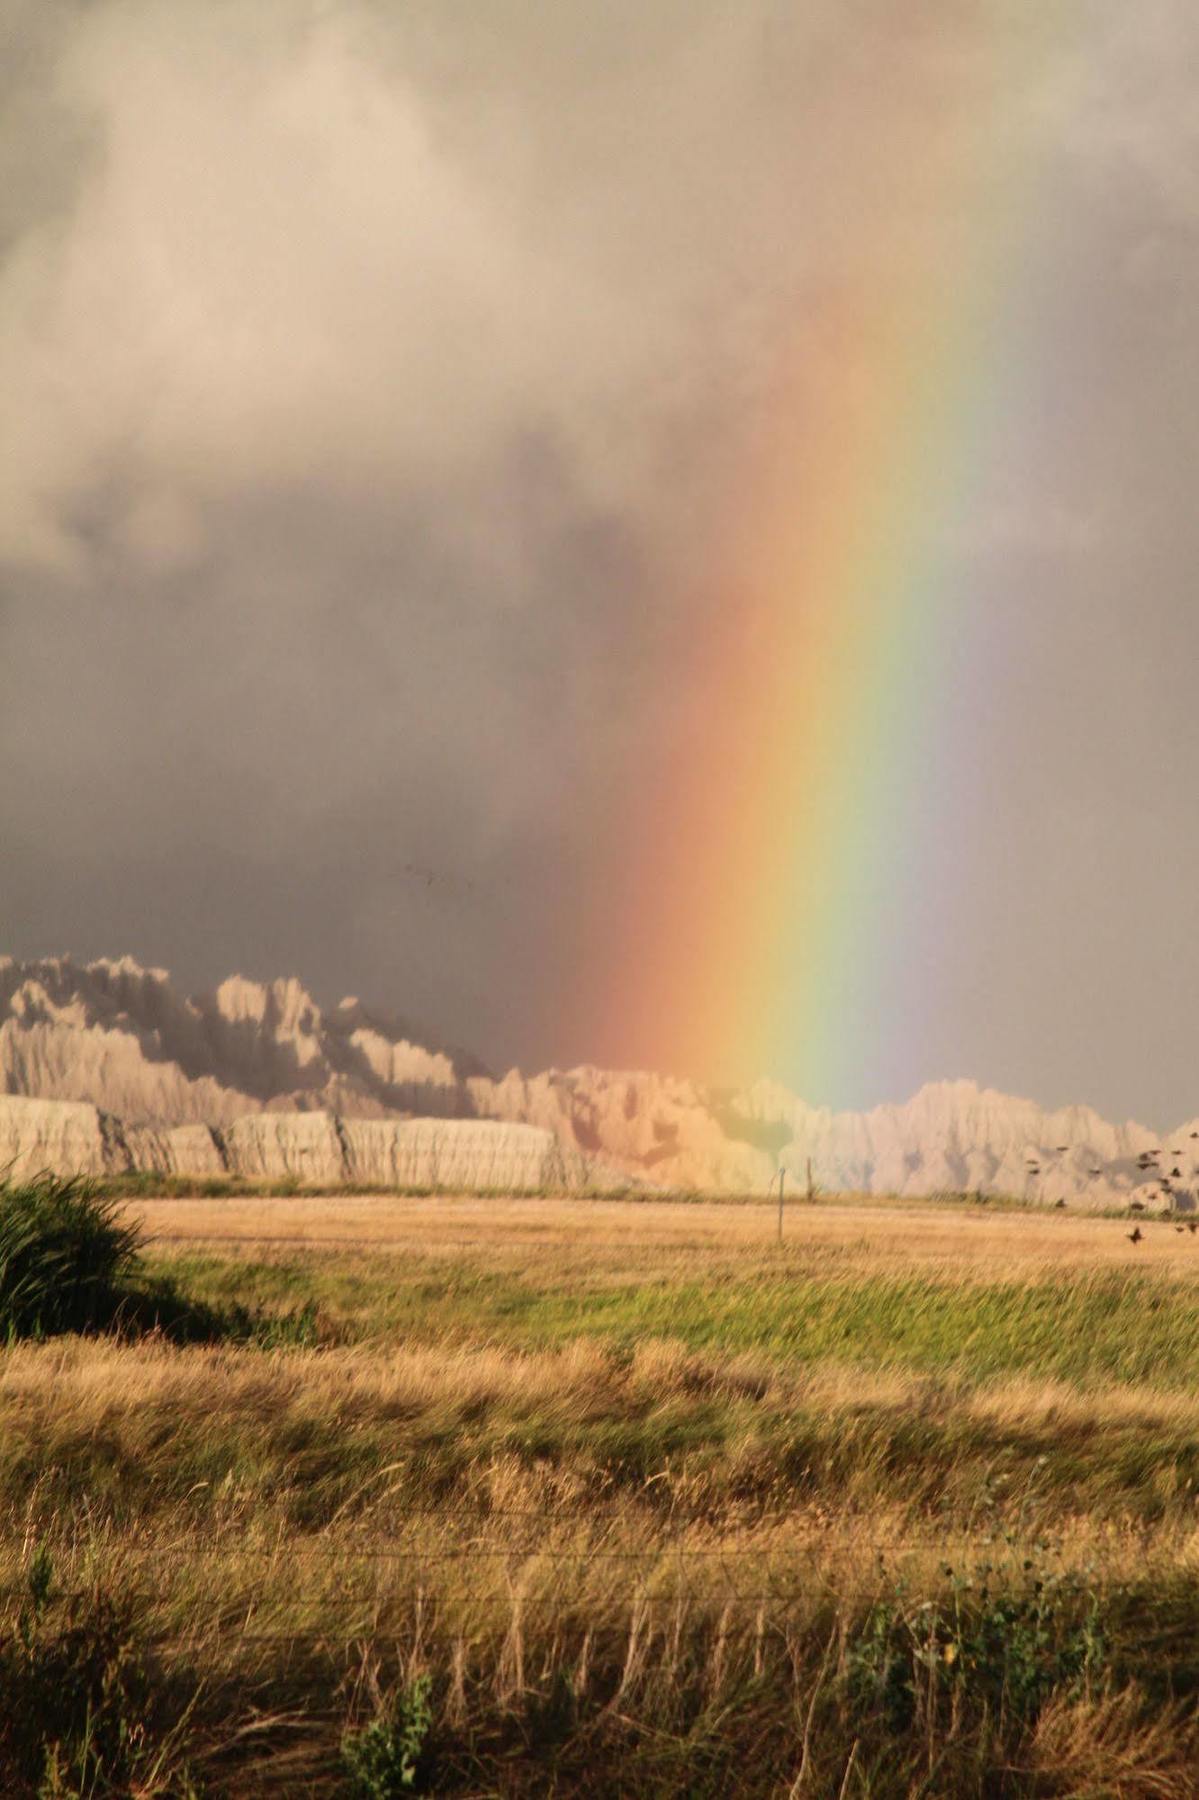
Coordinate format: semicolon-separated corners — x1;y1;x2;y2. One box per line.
3;0;1199;1119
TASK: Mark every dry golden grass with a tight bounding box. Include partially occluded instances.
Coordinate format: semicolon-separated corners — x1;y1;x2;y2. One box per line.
129;1189;1199;1281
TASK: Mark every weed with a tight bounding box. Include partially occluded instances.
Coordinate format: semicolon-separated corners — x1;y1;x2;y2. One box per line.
342;1673;434;1796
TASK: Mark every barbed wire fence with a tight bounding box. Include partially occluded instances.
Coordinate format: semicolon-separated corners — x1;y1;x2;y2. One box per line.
0;1510;1115;1649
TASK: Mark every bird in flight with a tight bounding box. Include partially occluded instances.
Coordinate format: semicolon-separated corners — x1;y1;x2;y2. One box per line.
398;860;479;899
1127;1227;1144;1245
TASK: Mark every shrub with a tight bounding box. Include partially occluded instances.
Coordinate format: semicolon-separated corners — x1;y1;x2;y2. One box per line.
0;1175;143;1340
0;1177;336;1347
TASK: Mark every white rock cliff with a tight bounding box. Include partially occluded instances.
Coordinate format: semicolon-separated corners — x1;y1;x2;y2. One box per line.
0;955;1190;1200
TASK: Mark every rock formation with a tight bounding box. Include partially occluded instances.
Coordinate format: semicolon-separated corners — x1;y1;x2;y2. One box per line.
0;954;1191;1201
0;1094;623;1191
0;956;477;1124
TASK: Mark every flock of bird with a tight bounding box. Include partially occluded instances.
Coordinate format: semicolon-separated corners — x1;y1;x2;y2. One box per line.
1024;1133;1199;1247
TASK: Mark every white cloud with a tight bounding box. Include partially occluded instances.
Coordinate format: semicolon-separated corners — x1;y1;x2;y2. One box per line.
0;3;655;578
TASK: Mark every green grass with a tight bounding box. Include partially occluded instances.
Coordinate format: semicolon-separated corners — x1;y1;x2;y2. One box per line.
156;1248;1199;1385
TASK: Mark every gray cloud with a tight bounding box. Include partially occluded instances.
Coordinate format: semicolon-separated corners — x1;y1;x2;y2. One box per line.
3;0;1199;1123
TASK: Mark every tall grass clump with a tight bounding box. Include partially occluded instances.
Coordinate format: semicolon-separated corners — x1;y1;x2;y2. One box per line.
0;1548;199;1798
0;1174;143;1339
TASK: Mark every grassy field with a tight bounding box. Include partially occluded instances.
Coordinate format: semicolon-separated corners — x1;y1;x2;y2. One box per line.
5;1193;1199;1795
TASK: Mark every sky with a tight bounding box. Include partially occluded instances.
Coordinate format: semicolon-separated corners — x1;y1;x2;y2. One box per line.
2;0;1199;1125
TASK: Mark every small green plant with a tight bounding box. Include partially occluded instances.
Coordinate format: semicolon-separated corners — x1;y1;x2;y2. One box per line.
341;1673;434;1796
24;1543;54;1633
846;1600;918;1732
0;1174;143;1339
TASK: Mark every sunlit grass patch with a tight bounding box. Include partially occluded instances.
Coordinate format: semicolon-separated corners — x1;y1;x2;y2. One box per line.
151;1245;1199;1388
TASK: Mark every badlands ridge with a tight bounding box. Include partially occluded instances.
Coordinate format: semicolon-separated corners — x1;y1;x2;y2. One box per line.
0;955;1192;1202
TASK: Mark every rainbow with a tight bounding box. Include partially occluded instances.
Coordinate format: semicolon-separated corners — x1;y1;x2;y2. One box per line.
592;41;1049;1103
